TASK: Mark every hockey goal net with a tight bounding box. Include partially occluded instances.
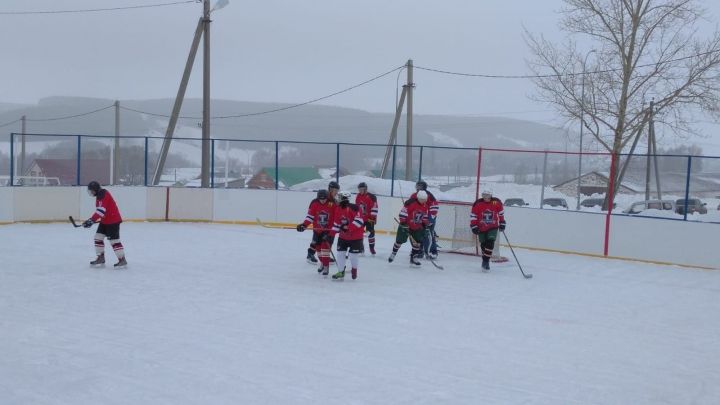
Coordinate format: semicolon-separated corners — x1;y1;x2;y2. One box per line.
434;200;508;262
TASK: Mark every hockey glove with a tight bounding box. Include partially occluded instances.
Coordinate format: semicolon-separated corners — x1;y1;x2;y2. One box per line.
296;224;306;232
82;219;94;228
499;221;506;231
340;224;349;232
471;227;480;235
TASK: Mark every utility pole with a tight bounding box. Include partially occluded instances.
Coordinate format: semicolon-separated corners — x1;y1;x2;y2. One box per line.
380;59;415;179
19;115;26;177
644;100;662;200
114;100;120;185
576;49;595;210
153;0;217;187
200;0;211;188
405;59;414;181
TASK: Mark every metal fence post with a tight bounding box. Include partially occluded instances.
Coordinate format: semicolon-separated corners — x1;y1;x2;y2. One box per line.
336;143;340;184
144;137;149;186
683;156;692;221
76;135;82;186
390;144;397;197
275;141;279;190
9;133;14;186
475;147;483;201
211;139;215;188
418;146;424;182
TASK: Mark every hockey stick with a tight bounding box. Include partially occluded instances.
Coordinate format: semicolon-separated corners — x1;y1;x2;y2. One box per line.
501;231;532;279
394;218;444;270
255;217;297;230
69;216;82;228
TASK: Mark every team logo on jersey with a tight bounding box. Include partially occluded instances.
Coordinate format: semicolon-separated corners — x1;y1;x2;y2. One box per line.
318;212;329;226
359;203;367;215
482;209;494;224
413;211;424;224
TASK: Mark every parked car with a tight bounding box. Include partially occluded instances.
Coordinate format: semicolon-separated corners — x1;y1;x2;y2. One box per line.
504;198;529;207
674;198;708;215
623;199;676;215
542;198;569;209
580;198;617;210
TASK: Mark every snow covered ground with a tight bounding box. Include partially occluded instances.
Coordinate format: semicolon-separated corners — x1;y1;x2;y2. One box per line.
1;222;719;404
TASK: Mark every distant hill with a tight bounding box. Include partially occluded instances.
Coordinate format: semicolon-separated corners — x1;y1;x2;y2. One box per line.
0;96;570;150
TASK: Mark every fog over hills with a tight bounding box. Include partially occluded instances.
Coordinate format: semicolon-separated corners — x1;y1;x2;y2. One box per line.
0;96;571;151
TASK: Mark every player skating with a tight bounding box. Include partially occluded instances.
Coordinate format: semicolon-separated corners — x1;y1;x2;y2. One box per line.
329;191;365;280
388;190;429;266
470;189;506;272
355;182;378;255
409;181;440;259
305;181;340;264
83;181;127;268
297;189;336;275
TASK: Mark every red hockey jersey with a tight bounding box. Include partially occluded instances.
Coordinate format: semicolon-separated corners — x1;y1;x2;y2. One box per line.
470;197;505;232
331;203;365;240
399;198;429;231
355;191;378;222
90;189;122;225
410;191;439;219
302;198;336;232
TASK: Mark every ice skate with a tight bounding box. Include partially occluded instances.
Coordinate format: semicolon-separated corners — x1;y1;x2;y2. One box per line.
369;245;376;255
114;257;127;268
388;252;396;263
410;254;422;267
90;253;105;266
332;270;345;280
481;260;490;272
306;251;318;264
321;266;330;276
351;268;357;280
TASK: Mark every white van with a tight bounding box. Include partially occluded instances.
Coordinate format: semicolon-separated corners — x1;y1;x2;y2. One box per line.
623;199;676;215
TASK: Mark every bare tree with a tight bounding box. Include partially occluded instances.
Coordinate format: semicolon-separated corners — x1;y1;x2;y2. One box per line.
525;0;720;202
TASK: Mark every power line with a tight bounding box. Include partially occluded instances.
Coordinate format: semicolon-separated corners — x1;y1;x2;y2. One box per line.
0;118;21;129
120;65;407;119
0;1;196;15
415;49;720;79
25;105;115;122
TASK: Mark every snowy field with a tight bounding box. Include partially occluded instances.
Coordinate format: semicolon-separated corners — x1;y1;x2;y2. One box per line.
1;222;719;404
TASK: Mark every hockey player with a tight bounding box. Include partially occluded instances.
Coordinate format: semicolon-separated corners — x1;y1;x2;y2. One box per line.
470;189;506;271
305;181;340;264
355;182;378;255
410;180;440;259
388;190;429;266
297;189;336;275
83;181;127;268
329;190;365;280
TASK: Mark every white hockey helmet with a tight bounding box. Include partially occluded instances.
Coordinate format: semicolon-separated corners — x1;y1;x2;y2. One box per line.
416;190;428;202
481;189;493;197
338;190;352;201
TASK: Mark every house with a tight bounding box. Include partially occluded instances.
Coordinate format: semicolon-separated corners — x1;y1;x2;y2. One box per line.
24;159;110;186
553;171;639;196
247;167;323;189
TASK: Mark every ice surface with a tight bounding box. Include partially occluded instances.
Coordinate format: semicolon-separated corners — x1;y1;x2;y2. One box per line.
1;222;719;404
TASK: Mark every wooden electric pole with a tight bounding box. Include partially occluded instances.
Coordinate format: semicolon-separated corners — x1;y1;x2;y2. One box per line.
152;0;212;187
380;59;415;180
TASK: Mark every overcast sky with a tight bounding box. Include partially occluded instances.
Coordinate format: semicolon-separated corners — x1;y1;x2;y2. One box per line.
2;0;720;153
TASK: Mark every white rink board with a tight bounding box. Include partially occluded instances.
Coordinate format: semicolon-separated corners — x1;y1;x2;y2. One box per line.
168;188;213;221
2;187;718;269
505;207;607;256
609;214;719;268
0;187;13;222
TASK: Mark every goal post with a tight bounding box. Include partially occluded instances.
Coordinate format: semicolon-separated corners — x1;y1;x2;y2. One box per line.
434;200;508;262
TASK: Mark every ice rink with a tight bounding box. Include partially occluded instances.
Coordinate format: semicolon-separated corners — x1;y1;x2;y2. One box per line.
1;222;719;404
